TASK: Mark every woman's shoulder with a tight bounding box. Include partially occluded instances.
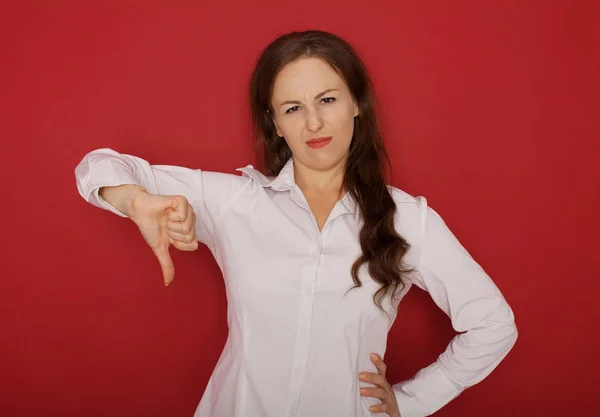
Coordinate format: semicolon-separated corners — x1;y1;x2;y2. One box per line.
388;185;427;210
387;186;429;243
201;163;269;188
233;164;276;187
200;163;282;207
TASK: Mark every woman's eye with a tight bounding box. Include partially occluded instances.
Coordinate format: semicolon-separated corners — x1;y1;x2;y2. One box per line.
321;97;336;104
285;106;300;114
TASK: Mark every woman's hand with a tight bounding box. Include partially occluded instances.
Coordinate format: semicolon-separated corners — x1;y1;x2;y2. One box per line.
128;190;198;286
358;353;401;417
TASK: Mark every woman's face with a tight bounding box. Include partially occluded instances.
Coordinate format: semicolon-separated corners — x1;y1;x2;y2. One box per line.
271;57;359;173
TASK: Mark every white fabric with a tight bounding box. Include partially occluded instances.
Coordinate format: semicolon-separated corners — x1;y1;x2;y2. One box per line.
75;148;518;417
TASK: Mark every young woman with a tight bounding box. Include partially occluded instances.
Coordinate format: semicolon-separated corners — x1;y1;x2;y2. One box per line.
75;30;518;417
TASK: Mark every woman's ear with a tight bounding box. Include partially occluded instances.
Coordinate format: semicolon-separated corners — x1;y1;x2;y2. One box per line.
353;101;360;117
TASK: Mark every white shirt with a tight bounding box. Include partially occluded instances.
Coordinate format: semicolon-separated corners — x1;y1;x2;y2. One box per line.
75;148;518;417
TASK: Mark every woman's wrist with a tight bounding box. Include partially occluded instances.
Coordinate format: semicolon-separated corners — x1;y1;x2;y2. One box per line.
99;184;148;217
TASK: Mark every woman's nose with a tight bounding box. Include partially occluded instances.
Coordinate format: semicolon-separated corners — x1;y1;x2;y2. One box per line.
305;107;324;132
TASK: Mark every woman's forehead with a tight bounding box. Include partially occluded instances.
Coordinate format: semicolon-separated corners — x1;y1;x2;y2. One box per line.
272;58;346;100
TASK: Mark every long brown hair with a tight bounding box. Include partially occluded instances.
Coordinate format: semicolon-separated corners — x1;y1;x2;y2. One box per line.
249;30;412;310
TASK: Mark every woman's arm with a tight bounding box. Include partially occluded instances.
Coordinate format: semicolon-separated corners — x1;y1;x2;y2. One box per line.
74;147;249;249
393;197;518;417
98;184;148;218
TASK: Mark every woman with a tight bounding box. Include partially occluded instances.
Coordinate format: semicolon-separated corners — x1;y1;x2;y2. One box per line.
75;30;518;417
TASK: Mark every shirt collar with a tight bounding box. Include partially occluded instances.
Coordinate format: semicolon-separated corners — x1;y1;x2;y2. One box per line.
236;157;296;191
236;158;358;215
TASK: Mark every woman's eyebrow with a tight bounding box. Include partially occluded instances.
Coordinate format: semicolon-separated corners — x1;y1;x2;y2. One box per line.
279;88;339;107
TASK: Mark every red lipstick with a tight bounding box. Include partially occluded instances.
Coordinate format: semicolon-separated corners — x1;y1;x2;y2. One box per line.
306;136;332;149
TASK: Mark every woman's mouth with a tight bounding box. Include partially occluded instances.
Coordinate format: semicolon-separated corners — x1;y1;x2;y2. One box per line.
306;136;332;149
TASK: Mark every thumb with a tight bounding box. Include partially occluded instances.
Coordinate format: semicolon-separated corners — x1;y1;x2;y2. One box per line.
153;244;175;286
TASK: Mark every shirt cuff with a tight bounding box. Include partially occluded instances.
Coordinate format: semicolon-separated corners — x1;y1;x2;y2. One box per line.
76;154;142;218
394;385;429;417
393;363;462;417
90;187;128;218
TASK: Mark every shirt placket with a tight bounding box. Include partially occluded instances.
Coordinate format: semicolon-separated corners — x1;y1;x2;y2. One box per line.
288;187;350;417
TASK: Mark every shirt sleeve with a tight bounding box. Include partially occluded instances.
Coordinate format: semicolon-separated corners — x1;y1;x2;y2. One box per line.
393;197;518;417
74;147;249;249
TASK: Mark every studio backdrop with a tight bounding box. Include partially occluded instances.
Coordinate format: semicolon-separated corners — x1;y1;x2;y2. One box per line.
1;1;598;416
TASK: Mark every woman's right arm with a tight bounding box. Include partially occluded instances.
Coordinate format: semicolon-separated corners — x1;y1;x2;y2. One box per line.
74;148;250;283
75;148;205;215
75;148;224;244
97;184;148;218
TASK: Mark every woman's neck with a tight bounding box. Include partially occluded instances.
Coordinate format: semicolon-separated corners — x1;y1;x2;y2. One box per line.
293;159;346;198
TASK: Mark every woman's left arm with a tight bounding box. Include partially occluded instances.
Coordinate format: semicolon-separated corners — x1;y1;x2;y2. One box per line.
393;197;519;417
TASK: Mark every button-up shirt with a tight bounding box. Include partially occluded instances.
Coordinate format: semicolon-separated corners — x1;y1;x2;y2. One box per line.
75;148;518;417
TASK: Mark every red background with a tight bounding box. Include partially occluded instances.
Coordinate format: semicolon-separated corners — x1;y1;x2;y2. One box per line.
1;1;599;416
